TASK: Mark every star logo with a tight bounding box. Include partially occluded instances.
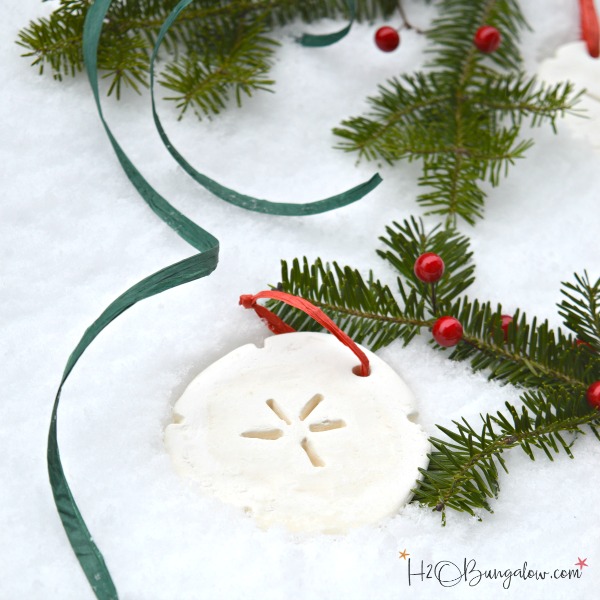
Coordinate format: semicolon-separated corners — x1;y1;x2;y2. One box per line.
575;557;588;570
398;549;410;560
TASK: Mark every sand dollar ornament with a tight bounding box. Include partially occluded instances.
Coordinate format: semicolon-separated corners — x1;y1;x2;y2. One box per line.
165;291;430;533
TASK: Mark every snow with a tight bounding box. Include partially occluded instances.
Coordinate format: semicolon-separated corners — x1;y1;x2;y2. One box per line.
1;1;599;598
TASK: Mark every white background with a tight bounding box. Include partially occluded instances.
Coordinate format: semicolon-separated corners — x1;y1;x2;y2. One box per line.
2;1;599;598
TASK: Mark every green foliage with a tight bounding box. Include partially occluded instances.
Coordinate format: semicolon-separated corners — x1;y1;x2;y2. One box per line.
18;0;91;80
17;0;398;111
559;271;600;350
333;0;582;226
413;387;600;521
271;216;600;521
378;217;476;310
448;297;600;388
19;0;582;221
160;18;279;118
269;257;428;350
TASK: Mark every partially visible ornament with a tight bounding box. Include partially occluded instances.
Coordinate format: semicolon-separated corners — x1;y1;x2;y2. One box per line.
538;41;600;151
165;292;430;533
586;381;600;408
375;26;400;52
414;252;445;284
474;25;502;53
432;316;463;347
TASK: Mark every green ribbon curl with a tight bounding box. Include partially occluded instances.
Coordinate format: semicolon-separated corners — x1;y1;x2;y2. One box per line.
150;0;380;215
48;1;378;598
298;0;356;47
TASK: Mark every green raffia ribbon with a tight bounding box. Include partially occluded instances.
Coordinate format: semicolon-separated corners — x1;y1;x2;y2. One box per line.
48;1;379;598
151;0;379;215
298;0;356;47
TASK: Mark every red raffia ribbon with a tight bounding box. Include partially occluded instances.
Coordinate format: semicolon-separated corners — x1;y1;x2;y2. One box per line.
580;0;600;58
240;290;371;376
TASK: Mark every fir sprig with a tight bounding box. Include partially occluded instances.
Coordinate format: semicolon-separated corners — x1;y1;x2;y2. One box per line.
377;217;476;309
559;271;600;350
269;217;600;520
160;18;279;119
271;257;428;349
449;298;598;389
18;0;91;80
17;0;398;108
414;387;600;522
333;0;582;226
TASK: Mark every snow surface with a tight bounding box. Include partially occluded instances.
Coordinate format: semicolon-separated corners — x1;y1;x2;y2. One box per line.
1;1;599;598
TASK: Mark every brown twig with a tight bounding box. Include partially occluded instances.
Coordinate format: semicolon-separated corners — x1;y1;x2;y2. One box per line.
397;0;425;34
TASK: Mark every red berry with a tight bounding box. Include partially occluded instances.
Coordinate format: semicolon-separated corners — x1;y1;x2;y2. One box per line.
432;316;463;347
500;315;513;340
474;25;501;53
414;253;445;284
587;381;600;409
375;26;400;52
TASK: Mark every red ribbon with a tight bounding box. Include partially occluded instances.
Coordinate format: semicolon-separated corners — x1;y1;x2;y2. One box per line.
240;290;371;376
580;0;600;58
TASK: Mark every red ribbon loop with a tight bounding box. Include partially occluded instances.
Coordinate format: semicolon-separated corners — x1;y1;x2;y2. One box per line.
580;0;600;58
239;290;371;376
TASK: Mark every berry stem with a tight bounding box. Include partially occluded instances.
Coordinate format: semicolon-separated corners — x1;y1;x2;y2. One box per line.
396;0;425;34
431;282;438;315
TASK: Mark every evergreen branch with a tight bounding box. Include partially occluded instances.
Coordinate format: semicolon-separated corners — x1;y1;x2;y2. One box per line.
412;387;600;522
17;0;398;105
449;298;598;389
558;271;600;350
270;257;430;350
469;75;583;130
17;0;91;80
378;218;600;391
159;19;278;119
427;0;527;83
334;0;581;225
377;217;476;309
272;224;598;394
99;33;150;98
417;129;532;226
333;73;454;162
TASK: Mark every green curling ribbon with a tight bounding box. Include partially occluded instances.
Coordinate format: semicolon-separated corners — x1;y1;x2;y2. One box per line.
47;1;379;598
151;0;380;215
48;253;217;600
299;0;356;47
49;0;220;597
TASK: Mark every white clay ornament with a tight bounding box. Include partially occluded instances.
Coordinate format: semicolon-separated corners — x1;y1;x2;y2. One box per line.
165;292;430;534
538;41;600;151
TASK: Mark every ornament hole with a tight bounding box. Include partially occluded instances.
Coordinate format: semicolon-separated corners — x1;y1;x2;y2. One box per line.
172;412;184;424
300;437;325;467
309;419;346;432
352;365;371;377
266;399;292;425
240;429;284;440
299;393;324;421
